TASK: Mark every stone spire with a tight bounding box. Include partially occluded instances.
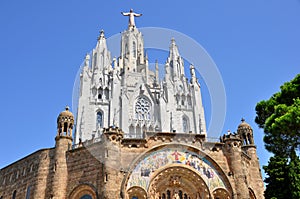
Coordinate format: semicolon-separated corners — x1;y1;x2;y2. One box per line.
90;29;112;92
119;17;146;72
167;38;185;80
93;30;111;72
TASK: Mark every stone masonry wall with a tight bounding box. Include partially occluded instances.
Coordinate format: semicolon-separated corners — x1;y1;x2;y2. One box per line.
0;148;53;199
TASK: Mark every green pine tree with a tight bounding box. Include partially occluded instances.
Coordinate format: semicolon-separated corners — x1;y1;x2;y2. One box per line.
255;74;300;157
263;155;290;199
255;74;300;198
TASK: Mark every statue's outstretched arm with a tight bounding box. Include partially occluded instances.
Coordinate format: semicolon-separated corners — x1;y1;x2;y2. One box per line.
134;13;142;17
121;12;130;16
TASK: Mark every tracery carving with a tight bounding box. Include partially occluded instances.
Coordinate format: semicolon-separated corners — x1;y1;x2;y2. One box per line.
135;96;151;120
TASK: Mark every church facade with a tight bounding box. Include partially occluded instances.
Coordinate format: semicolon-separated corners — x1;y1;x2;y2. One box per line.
0;11;264;199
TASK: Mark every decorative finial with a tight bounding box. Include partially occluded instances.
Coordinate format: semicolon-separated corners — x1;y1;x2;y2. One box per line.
97;29;105;40
171;37;177;44
190;63;195;70
190;64;196;83
241;118;245;122
121;9;142;29
84;53;90;67
65;106;70;111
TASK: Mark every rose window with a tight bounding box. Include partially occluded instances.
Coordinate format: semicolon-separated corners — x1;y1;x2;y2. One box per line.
135;97;151;120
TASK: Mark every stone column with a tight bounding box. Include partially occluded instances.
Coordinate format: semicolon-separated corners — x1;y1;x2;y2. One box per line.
51;136;72;198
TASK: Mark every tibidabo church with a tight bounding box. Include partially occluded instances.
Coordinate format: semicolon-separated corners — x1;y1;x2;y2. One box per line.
0;10;264;199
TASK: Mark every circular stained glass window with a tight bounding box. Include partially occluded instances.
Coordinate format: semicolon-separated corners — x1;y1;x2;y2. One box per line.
135;96;151;119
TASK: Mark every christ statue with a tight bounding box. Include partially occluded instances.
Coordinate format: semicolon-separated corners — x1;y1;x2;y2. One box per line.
121;9;142;28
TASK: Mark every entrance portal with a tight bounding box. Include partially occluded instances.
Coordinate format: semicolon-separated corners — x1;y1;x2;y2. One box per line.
148;166;211;199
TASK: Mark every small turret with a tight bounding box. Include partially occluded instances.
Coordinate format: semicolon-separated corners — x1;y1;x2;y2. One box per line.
237;118;254;146
56;106;74;138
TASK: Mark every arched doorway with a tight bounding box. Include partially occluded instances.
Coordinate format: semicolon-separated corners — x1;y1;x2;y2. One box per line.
69;184;97;199
127;186;147;199
249;188;256;199
148;166;211;199
212;188;230;199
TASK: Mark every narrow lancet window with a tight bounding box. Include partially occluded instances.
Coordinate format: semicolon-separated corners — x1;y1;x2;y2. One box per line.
182;116;189;133
96;111;103;128
133;41;136;58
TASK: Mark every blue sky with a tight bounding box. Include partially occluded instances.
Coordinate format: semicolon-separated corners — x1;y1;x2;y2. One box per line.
0;0;299;181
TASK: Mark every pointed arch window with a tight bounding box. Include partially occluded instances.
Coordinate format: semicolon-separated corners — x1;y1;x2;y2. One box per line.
104;88;109;100
26;186;31;199
125;44;129;56
133;41;136;58
182;116;190;133
12;190;16;199
167;190;171;199
96;111;103;128
98;88;103;100
93;53;97;67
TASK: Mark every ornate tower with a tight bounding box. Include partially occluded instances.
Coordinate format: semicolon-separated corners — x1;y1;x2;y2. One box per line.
221;119;264;199
51;106;74;198
74;9;207;143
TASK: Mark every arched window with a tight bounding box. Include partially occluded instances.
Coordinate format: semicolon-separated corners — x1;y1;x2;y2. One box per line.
104;88;109;100
12;190;16;199
63;122;68;134
92;87;97;97
182;116;189;133
93;53;97;67
80;195;92;199
179;190;183;199
26;186;31;199
167;190;171;199
136;125;141;138
129;125;135;138
96;111;103;128
132;197;138;199
125;44;128;56
184;193;188;199
133;41;136;58
187;96;192;107
98;88;103;100
69;184;97;199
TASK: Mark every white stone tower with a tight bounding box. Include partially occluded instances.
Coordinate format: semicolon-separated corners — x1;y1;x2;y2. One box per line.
74;10;207;143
